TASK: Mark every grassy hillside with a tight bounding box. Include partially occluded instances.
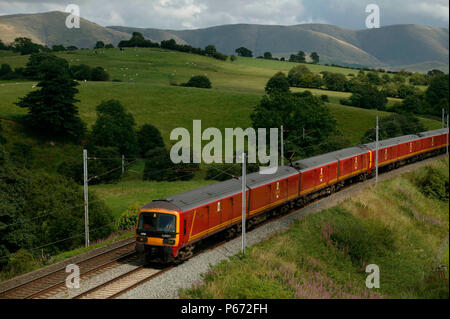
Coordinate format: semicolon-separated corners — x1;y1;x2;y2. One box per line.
0;47;441;145
0;47;442;218
181;158;449;299
110;23;449;71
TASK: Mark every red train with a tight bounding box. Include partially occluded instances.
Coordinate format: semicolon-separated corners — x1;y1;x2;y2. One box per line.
135;128;448;263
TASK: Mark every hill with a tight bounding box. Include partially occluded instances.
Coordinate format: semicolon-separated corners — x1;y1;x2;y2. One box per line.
0;11;447;71
109;23;449;71
0;11;129;48
180;158;449;299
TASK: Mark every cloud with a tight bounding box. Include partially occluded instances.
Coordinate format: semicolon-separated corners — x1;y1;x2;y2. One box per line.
0;0;447;29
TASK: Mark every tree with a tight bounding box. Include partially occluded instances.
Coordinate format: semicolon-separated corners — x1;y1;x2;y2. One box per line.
310;52;319;64
90;66;109;81
91;100;139;156
57;145;122;185
323;72;348;91
183;75;212;88
0;163;114;266
289;51;306;63
361;114;425;143
396;84;417;99
263;52;273;59
204;45;217;57
70;64;91;81
427;69;444;77
287;65;311;87
137;124;165;156
11;37;44;55
105;43;114;49
230;55;237;62
52;45;66;52
424;74;449;116
394;94;425;114
367;72;381;85
265;72;290;95
23;53;69;80
0;40;9;51
118;32;159;48
252;77;337;159
235;47;253;57
346;83;388;110
143;147;175;181
15;60;85;142
298;73;323;89
0;64;13;79
95;41;105;49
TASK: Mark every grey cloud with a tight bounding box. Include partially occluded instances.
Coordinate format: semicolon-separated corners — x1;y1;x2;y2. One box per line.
0;0;448;29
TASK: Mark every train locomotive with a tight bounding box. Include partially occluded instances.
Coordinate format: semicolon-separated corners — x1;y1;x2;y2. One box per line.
135;128;448;263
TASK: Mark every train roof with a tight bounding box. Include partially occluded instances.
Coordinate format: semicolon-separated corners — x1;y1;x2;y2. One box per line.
292;146;368;171
143;165;299;212
364;134;419;150
417;128;448;138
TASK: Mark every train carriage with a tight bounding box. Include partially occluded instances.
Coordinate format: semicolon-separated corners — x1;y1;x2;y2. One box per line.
417;129;449;155
136;128;448;264
135;166;300;263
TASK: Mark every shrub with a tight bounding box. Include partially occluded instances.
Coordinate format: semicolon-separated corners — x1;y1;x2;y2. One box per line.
90;66;109;81
137;124;165;156
415;166;449;201
91;100;139;156
70;64;91;81
116;203;141;230
320;95;329;102
265;72;290;95
183;75;212;88
287;65;311;87
57;145;122;185
3;249;39;277
10;142;33;168
143;147;176;181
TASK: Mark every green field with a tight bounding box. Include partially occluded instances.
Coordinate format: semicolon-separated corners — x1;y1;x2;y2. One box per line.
0;48;441;218
181;159;449;299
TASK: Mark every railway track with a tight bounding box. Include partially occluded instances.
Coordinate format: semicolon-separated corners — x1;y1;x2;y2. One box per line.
72;265;171;299
0;238;137;299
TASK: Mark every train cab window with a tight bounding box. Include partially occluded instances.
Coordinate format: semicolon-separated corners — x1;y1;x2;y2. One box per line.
138;212;176;234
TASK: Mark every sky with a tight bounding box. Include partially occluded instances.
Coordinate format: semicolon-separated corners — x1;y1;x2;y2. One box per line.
0;0;448;30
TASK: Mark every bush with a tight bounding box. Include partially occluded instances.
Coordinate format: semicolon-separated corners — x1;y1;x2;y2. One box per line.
320;95;329;102
90;66;109;81
70;64;91;81
116;203;141;230
3;249;39;277
137;124;165;156
91;100;139;156
287;65;311;87
10;142;33;168
415;166;449;202
183;75;212;88
57;145;122;185
143;147;176;181
327;208;395;265
265;72;290;95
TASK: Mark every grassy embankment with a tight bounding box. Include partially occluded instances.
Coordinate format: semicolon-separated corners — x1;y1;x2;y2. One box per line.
181;158;449;299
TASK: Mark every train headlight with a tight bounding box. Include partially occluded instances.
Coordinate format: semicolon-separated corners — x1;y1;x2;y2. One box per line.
136;236;147;243
163;239;175;245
